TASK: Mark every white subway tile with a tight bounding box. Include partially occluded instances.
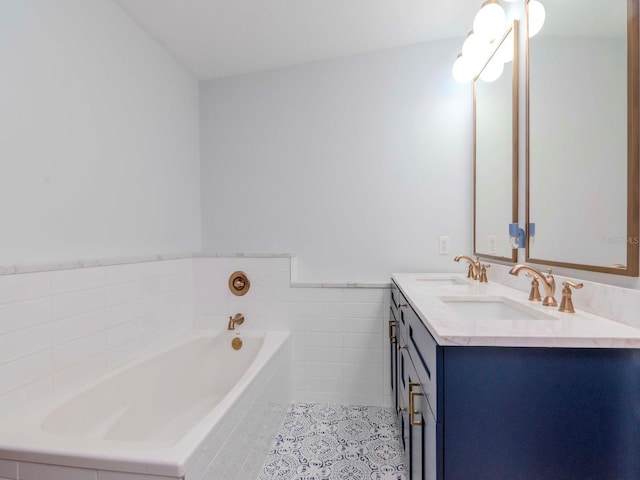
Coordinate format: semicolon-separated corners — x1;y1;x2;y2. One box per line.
305;332;343;348
104;282;141;307
343;377;382;396
305;347;343;363
302;317;343;333
266;302;307;318
102;262;145;285
52;310;106;345
0;459;17;480
344;348;383;365
306;377;343;393
194;299;229;315
227;299;264;320
53;331;107;370
50;267;105;295
194;313;226;329
0;298;51;335
19;462;97;480
344;332;382;350
0;324;51;365
103;299;146;329
138;276;161;297
342;302;386;318
53;353;107;394
52;288;105;321
259;315;296;331
304;302;345;318
302;288;344;302
251;270;290;287
342;363;384;380
0;272;50;305
342;317;384;334
107;317;146;348
0;350;53;396
305;362;343;379
341;288;387;303
264;286;305;302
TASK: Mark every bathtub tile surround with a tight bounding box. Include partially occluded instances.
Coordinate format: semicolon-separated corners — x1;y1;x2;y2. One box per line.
0;258;194;422
193;256;391;406
258;402;406;480
0;252;389;426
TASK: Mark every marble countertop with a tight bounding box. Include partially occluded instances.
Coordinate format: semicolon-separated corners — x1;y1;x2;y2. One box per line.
392;273;640;348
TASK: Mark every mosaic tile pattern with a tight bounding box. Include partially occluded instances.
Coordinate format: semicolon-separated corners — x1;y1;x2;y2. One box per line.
258;403;406;480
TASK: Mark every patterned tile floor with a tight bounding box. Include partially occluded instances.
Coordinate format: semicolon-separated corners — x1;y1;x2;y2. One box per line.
258;403;407;480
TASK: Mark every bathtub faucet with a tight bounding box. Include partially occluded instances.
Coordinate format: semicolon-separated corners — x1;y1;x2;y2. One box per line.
228;313;245;330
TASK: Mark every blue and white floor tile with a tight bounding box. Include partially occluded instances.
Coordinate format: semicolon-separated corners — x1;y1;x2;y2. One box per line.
258;403;406;480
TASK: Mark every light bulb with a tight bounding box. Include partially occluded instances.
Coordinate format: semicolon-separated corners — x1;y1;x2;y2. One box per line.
452;54;473;84
462;31;482;57
473;1;506;41
528;0;546;38
497;30;514;63
480;56;504;82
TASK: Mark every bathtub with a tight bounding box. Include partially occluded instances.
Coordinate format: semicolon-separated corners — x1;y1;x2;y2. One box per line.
0;329;291;480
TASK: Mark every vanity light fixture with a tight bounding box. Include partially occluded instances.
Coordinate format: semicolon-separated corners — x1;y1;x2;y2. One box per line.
452;1;511;84
473;0;506;41
527;0;546;37
452;53;474;84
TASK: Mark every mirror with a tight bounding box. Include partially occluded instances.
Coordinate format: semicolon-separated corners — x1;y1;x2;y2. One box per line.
527;0;639;276
475;22;519;262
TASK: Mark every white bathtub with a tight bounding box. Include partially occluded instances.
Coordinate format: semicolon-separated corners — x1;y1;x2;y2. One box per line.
0;329;291;480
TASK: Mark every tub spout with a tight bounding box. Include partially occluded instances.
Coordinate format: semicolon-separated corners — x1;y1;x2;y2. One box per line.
228;313;245;330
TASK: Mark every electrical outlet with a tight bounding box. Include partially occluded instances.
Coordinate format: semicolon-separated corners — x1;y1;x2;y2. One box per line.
488;236;497;254
439;236;450;255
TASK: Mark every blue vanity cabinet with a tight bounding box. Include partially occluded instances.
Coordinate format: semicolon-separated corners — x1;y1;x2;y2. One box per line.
442;346;640;479
390;280;640;480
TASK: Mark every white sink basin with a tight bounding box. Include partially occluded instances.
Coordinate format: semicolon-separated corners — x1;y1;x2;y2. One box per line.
438;296;555;321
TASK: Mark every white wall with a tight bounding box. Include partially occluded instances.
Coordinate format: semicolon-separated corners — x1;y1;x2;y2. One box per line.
0;0;201;266
200;39;473;283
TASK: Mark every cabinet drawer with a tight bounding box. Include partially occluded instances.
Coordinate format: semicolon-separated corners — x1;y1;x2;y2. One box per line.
390;282;409;341
405;305;442;422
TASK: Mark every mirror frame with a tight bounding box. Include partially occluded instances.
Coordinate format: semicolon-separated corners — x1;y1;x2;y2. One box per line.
525;0;640;276
474;20;520;263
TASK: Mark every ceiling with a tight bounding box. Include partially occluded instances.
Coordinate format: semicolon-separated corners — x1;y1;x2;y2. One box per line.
112;0;476;80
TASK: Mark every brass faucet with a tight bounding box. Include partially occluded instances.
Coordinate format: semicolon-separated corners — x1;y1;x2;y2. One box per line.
509;265;557;307
454;255;481;280
227;313;245;330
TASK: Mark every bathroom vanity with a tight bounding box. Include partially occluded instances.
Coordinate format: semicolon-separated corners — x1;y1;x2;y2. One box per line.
390;274;640;480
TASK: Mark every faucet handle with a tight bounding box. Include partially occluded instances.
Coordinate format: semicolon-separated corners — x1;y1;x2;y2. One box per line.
479;264;490;283
558;281;584;313
524;272;542;302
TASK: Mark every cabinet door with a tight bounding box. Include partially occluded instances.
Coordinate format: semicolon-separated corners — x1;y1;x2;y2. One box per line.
406;357;442;480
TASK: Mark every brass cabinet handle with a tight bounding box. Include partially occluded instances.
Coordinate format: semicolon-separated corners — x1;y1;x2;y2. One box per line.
388;320;397;341
397;344;406;351
409;382;423;427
